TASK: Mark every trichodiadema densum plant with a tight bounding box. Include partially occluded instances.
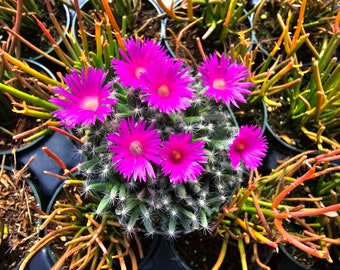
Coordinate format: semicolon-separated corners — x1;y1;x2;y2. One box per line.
79;81;241;236
48;38;267;237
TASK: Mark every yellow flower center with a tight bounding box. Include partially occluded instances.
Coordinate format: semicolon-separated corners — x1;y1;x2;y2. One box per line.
129;140;143;156
212;78;226;90
171;150;182;163
80;96;99;111
157;85;170;97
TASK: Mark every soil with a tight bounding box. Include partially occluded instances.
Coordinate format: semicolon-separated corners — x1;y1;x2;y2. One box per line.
173;230;274;270
131;0;163;40
252;0;284;56
233;101;266;132
266;101;309;151
0;167;40;270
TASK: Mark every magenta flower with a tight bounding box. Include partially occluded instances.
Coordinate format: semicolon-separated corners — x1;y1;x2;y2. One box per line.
198;53;253;107
228;125;268;170
160;133;207;184
107;118;162;182
112;38;167;90
140;57;195;114
50;68;116;128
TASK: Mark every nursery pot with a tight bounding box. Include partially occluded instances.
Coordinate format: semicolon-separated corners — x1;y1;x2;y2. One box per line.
259;121;305;174
0;59;56;158
0;165;44;270
261;101;312;173
21;2;71;61
232;100;268;135
275;243;340;270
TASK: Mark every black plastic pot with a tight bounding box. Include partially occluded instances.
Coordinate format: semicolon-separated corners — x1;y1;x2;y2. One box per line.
17;247;53;270
265;121;304;154
139;237;189;270
259;114;307;174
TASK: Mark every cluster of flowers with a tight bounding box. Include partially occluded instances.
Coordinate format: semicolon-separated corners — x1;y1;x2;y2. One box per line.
49;38;268;234
51;38;266;179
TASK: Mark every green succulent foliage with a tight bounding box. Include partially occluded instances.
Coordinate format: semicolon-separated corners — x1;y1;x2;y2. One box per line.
78;77;243;236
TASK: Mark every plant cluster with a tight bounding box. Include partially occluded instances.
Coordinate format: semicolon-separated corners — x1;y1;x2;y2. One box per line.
158;0;254;67
20;182;142;270
250;0;340;149
46;37;266;236
213;149;340;269
0;0;339;269
158;0;253;42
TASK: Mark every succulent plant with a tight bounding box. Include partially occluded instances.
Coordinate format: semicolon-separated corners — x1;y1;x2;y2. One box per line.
45;38;267;237
78;77;243;236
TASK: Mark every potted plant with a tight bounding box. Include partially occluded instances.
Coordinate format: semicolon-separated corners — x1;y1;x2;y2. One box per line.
17;35;268;269
251;0;340;152
0;52;62;152
159;0;255;67
19;179;154;270
170;148;340;270
0;156;43;270
0;0;71;60
2;0;340;268
252;0;338;62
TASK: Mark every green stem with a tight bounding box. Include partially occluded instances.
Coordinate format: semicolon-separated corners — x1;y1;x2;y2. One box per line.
0;83;58;111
